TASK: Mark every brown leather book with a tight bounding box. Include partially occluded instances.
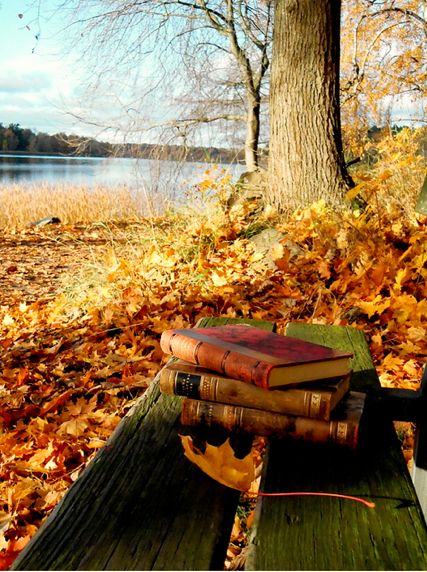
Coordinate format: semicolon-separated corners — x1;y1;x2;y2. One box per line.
160;360;350;421
180;391;366;449
161;324;352;389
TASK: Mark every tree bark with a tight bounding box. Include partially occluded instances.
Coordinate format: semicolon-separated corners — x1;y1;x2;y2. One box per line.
268;0;353;208
245;96;261;171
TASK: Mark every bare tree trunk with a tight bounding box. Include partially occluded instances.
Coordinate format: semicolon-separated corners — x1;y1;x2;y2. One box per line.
268;0;353;208
245;97;261;171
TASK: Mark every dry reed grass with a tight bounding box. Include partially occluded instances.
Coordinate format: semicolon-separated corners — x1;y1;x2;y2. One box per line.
0;183;168;228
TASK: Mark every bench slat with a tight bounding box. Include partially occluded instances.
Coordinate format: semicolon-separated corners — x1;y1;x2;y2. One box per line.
412;365;427;518
247;323;427;571
12;317;274;571
13;384;238;570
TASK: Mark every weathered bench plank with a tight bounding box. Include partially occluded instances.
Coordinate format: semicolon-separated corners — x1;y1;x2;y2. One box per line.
412;365;427;520
246;323;427;570
12;317;274;571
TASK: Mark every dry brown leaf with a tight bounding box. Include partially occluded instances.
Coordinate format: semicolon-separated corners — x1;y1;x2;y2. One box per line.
180;435;255;491
58;418;90;437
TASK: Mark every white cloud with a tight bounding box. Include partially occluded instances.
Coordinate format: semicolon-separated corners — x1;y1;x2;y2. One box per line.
0;71;52;94
0;47;88;132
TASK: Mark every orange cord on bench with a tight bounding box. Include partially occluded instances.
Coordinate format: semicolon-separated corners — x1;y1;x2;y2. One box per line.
252;491;375;508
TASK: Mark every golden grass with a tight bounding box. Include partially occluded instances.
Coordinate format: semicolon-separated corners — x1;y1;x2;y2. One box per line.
351;129;426;223
0;183;169;228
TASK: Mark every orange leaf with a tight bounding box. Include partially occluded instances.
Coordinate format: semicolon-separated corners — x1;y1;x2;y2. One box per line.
41;389;76;416
0;552;19;570
180;436;255;491
16;368;29;386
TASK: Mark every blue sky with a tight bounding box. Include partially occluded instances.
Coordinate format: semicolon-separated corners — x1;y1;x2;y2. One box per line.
1;2;423;143
0;1;201;144
0;1;89;135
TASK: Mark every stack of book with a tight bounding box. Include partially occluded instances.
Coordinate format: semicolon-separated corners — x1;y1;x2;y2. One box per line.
160;324;366;449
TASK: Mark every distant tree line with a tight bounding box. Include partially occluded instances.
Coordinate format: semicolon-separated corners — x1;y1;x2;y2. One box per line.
0;123;112;156
1;121;424;166
0;122;246;164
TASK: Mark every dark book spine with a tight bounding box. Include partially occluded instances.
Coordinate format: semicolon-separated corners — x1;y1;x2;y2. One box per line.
180;399;360;448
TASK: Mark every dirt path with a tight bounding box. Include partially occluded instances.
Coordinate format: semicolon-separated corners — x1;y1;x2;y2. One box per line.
0;225;114;306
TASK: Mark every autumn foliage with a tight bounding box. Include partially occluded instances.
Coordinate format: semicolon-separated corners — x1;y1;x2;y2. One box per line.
0;133;426;568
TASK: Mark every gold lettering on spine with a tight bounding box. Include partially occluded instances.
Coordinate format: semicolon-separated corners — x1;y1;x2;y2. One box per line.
200;376;211;400
336;422;348;444
206;403;214;426
237;406;244;427
223;405;239;430
199;376;220;400
310;393;322;417
181;373;193;396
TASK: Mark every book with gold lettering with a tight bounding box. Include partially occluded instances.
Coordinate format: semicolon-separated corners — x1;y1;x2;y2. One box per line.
180;391;366;449
160;360;350;421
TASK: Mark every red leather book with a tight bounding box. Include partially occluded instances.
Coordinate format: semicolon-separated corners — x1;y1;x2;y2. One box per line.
160;324;352;389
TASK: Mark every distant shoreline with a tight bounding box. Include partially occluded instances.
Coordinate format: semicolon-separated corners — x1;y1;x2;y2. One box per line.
0;150;72;157
0;149;246;165
0;123;249;165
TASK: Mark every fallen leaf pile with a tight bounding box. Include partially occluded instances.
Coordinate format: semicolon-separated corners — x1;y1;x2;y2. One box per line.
0;223;122;305
0;199;426;568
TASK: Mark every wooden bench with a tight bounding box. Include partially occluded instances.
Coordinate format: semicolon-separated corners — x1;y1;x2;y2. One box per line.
12;317;427;570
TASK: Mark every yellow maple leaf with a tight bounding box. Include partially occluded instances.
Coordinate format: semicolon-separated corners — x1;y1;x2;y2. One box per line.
211;271;228;287
11;478;39;503
399;340;427;357
87;438;106;449
28;441;55;467
270;242;285;261
407;327;426;343
392;294;418;324
357;295;390;318
180;435;255;491
403;359;420;378
394;267;412;291
58;418;90;437
416;300;427;321
2;314;14;326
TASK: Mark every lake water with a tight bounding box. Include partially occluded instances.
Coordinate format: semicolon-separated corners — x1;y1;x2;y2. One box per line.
0;154;244;198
